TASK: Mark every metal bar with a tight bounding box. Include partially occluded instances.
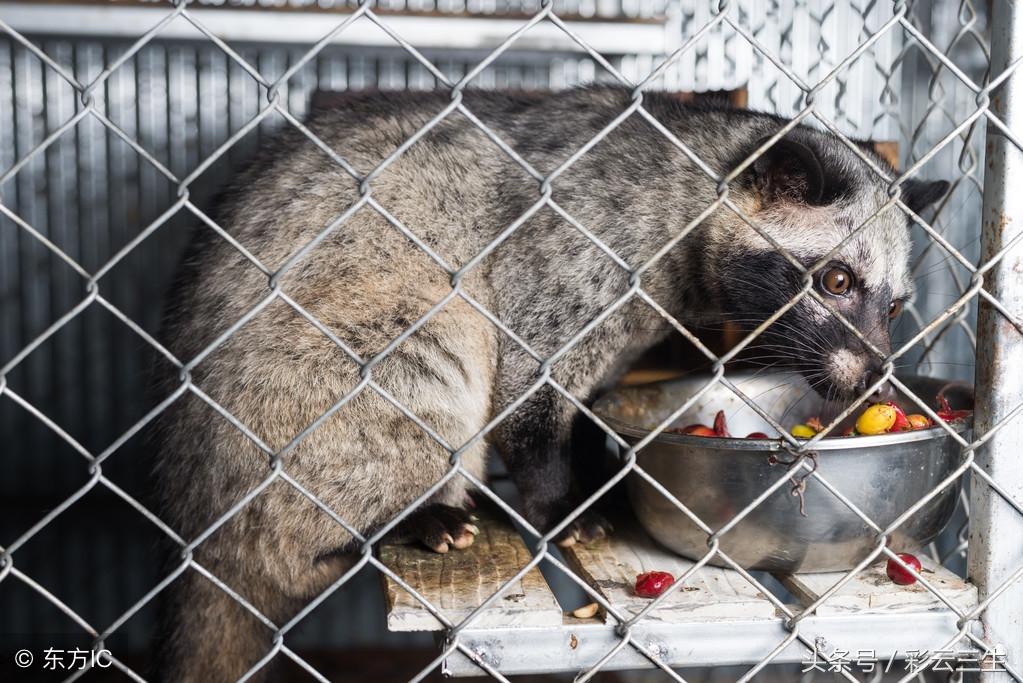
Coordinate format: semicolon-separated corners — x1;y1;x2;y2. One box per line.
0;3;672;54
0;1;1009;678
968;1;1023;681
442;611;972;677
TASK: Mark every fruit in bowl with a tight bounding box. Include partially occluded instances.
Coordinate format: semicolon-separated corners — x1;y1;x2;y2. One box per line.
792;395;967;438
664;394;967;441
593;371;972;572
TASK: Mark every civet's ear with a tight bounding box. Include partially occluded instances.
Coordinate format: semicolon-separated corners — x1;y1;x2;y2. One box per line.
749;135;827;205
901;179;951;215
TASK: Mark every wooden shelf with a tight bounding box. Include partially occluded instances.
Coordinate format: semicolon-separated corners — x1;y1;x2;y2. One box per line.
379;506;562;632
379;506;977;676
560;517;777;622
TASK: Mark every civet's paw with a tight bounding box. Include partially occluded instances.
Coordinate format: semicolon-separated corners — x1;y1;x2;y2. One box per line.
401;503;480;553
555;510;613;548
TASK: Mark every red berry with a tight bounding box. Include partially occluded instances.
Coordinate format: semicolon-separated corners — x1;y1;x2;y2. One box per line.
936;396;970;422
886;553;922;585
887;402;911;432
746;432;769;439
713;410;731;437
635;571;675;598
680;424;716;436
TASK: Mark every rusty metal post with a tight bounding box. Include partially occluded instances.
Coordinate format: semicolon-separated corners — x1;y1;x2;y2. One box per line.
968;2;1023;680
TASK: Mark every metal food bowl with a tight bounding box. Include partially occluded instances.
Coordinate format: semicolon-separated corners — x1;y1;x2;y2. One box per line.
593;371;972;573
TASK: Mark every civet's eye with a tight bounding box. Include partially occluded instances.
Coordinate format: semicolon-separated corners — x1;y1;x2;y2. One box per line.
888;300;903;320
821;266;853;296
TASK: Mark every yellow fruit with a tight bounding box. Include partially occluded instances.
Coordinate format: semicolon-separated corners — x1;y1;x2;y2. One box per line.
791;424;817;438
855;404;897;435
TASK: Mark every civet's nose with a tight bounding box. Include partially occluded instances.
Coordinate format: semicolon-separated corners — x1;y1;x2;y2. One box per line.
857;370;897;403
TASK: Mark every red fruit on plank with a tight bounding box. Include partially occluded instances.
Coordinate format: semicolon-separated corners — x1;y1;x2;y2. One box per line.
806;416;825;432
885;553;922;585
713;410;731;437
680;424;716;436
635;571;675;598
746;432;769;439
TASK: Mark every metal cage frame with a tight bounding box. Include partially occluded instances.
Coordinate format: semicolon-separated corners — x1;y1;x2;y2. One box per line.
0;0;1021;681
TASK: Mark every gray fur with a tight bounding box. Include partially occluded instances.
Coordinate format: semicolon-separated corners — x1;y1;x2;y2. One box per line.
151;86;945;680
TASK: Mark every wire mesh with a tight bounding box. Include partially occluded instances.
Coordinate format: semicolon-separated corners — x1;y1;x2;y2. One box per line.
0;0;1021;681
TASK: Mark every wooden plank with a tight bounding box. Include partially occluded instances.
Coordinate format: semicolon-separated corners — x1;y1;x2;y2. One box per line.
560;517;777;622
673;88;749;109
379;506;563;632
779;554;978;615
871;140;900;169
619;368;684;386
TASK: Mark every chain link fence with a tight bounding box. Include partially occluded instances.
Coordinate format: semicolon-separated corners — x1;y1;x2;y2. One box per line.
1;0;1021;681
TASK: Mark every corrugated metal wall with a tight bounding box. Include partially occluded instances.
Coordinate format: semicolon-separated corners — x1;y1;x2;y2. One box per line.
0;36;651;652
0;0;991;656
138;0;670;19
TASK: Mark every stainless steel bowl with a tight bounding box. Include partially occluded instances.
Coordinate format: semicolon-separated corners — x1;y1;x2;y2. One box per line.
593;371;972;573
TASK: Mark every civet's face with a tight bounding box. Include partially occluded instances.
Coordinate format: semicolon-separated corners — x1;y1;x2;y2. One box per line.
715;132;949;402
